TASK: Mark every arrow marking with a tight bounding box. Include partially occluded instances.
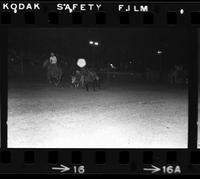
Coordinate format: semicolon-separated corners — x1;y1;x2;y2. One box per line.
52;164;70;173
143;165;161;173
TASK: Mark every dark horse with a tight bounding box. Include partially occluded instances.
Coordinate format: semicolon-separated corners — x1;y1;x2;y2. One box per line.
82;68;100;91
43;59;63;87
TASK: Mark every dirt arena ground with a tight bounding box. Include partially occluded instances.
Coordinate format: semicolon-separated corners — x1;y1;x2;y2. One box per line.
8;79;188;148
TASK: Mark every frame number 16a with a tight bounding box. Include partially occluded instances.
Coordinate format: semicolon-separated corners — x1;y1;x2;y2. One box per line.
144;165;181;174
162;165;181;174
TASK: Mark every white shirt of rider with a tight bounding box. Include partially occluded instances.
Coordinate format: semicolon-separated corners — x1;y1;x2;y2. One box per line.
50;56;57;64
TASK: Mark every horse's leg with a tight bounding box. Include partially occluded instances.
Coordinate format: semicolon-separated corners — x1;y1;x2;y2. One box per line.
86;82;89;91
47;72;51;84
48;76;51;84
53;74;58;87
50;69;57;86
81;76;85;88
54;70;61;87
98;79;101;89
49;76;53;85
58;69;63;87
55;74;60;87
82;79;85;88
59;74;63;88
93;82;95;91
96;79;99;89
55;80;59;87
52;77;56;86
56;77;62;87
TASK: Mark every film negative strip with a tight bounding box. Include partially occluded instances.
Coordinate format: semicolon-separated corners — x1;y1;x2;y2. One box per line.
0;0;200;175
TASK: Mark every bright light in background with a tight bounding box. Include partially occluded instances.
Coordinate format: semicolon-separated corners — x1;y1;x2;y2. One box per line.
94;42;99;46
180;9;184;14
157;50;162;55
77;58;86;68
89;40;99;46
110;63;116;69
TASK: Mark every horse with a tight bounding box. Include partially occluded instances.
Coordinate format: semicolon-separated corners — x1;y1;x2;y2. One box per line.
83;69;100;91
71;75;80;88
71;70;82;88
43;59;63;87
71;69;100;91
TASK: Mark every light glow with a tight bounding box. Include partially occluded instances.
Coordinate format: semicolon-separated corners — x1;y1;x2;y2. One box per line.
77;58;86;68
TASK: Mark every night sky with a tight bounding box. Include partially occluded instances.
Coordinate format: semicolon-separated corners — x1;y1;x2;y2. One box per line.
8;28;192;70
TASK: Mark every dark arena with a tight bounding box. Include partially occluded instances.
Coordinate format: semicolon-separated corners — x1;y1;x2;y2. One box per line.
7;28;190;148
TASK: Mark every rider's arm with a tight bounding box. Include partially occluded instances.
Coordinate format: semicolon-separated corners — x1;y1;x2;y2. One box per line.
54;56;57;63
49;57;52;63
